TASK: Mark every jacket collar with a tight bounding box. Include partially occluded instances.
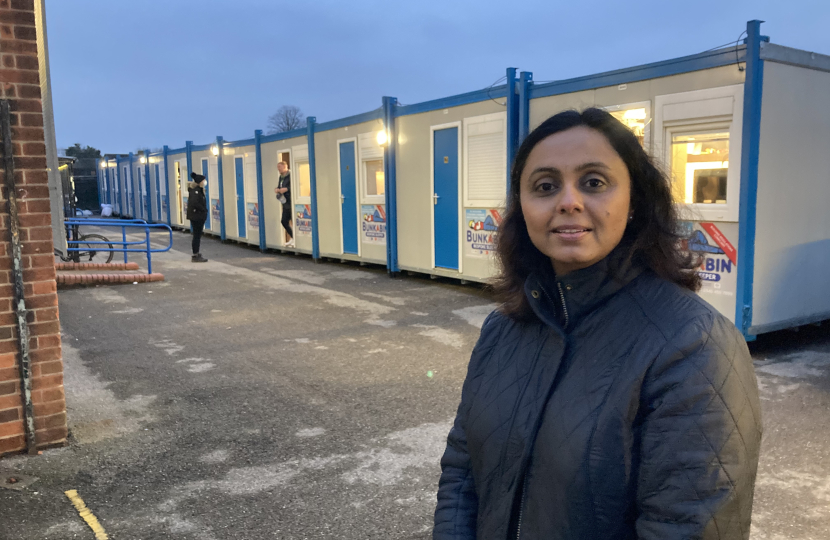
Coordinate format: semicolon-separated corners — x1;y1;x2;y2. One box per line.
524;250;644;331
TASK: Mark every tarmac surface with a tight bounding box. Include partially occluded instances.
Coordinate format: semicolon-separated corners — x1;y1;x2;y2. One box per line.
1;228;829;539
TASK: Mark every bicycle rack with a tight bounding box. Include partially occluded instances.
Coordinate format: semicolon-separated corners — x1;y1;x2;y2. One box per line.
63;219;174;274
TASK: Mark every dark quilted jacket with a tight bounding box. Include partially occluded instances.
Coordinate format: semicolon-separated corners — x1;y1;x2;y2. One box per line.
434;260;762;540
186;182;208;222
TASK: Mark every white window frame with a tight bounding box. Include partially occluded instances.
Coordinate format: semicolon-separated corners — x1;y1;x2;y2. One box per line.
336;137;361;256
358;131;385;205
284;144;311;206
242;151;257;202
174;160;186;224
430;121;463;273
462;111;507;208
207;157;219;202
288;146;310;205
654;84;744;222
603;100;652;151
291;145;310;242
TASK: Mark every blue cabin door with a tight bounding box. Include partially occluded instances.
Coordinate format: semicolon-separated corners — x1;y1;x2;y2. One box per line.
201;158;211;230
235;156;246;238
125;167;133;217
114;167;120;213
104;168;110;204
433;127;459;270
137;168;144;219
339;141;358;254
155;164;161;222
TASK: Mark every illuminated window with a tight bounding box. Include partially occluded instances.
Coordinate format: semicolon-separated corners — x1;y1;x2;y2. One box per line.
296;161;311;198
670;132;729;205
364;159;385;197
609;107;647;146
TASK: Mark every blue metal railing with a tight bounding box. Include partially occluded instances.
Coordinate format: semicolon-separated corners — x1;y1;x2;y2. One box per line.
63;218;174;274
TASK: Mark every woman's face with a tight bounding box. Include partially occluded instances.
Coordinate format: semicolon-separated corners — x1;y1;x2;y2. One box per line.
520;126;632;276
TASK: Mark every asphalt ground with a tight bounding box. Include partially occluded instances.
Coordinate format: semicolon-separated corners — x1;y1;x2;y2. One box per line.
0;227;829;539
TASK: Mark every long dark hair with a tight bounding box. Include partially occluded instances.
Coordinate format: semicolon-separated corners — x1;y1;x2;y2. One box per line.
493;108;700;319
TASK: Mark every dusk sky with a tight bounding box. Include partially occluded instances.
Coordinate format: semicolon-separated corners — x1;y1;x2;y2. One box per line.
45;0;830;154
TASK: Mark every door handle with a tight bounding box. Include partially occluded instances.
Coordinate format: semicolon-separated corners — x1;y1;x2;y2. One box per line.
340;194;346;204
433;193;440;205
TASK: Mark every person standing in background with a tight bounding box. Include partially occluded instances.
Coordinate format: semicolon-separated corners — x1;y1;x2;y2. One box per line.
274;161;294;247
187;173;209;262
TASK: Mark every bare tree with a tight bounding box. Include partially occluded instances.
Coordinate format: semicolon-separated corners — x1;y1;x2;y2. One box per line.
266;105;306;134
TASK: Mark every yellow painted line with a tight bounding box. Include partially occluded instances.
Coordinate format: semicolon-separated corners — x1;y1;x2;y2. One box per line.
64;489;109;539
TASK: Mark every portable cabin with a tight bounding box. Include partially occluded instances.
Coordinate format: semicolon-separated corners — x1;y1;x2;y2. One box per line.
260;129;309;251
97;21;830;339
312;111;388;264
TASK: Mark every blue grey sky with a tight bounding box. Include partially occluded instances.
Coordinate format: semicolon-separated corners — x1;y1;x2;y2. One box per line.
46;0;830;153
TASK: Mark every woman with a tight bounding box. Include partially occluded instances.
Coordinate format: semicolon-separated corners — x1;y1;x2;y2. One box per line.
433;109;761;540
274;161;294;247
187;172;208;263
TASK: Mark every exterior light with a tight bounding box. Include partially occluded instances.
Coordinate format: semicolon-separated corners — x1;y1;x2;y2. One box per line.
211;145;219;156
376;130;388;147
139;156;147;164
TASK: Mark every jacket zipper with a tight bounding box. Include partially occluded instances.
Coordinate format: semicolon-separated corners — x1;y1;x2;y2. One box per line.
556;282;569;329
515;480;527;540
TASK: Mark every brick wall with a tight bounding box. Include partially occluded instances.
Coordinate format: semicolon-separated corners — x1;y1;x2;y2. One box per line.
0;0;67;455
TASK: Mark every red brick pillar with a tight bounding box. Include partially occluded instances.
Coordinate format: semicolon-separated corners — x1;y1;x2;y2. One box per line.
1;0;67;456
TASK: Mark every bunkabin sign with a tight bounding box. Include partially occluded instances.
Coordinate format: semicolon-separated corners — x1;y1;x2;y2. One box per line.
464;209;501;258
361;205;386;245
681;221;739;320
246;202;259;229
295;204;312;236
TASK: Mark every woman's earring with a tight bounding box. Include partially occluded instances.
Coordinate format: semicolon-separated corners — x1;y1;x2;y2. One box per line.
628;214;634;221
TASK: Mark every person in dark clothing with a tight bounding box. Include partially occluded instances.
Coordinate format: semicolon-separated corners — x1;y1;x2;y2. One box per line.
274;161;293;247
187;172;208;263
433;109;761;540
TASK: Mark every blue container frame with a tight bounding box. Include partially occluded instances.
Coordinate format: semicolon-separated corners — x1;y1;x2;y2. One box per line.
254;130;266;251
505;67;518;194
382;97;399;274
307;117;320;259
118;20;799;339
734;20;767;340
144;150;152;222
128;152;136;218
162;146;171;226
216;136;227;241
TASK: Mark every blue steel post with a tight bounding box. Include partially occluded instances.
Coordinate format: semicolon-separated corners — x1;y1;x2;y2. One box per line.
216;137;227;241
185;141;193;231
505;68;518;196
382;96;399;274
163;146;171;226
146;228;152;274
122;225;128;264
307;117;320;260
144;150;152;222
128;152;136;217
518;71;533;144
254;130;266;251
735;19;767;340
